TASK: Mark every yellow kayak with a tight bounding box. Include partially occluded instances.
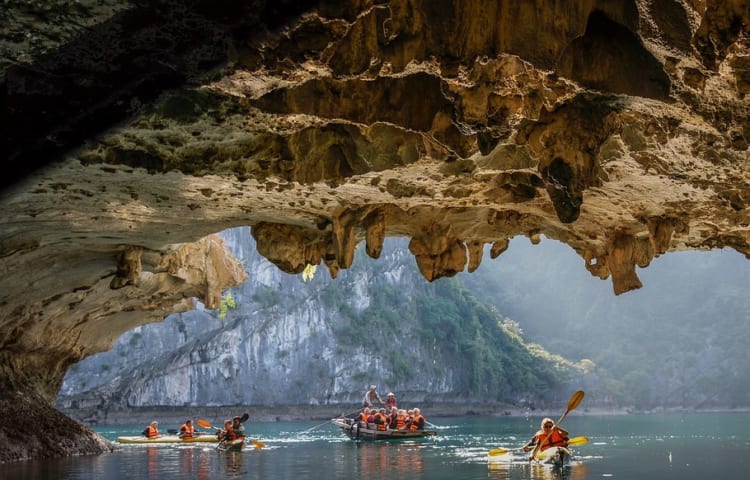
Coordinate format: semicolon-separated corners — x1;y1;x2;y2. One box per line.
534;446;572;467
117;434;218;444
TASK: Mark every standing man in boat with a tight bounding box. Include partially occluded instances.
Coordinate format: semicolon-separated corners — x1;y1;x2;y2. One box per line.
385;392;398;410
523;417;569;455
362;385;383;408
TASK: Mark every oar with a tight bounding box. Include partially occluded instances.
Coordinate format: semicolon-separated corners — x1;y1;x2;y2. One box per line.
530;390;585;461
488;436;589;457
299;408;362;434
197;415;265;448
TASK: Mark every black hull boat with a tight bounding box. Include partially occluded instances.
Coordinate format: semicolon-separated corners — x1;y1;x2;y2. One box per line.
331;418;437;440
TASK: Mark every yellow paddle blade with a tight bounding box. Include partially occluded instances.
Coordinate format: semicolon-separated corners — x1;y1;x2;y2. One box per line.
488;447;512;457
251;439;265;448
567;390;585;412
196;419;213;429
567;436;588;447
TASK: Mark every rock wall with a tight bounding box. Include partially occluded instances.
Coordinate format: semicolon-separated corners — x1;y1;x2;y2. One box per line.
1;0;748;463
56;229;568;421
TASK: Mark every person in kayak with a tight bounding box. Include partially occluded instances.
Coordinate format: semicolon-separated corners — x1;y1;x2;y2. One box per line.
178;419;194;438
218;420;235;441
142;421;159;438
230;416;246;439
523;417;569;455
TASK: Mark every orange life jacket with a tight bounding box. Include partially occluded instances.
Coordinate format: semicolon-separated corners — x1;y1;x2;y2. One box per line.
410;414;424;431
533;429;568;451
145;425;158;438
396;414;406;429
375;413;387;431
180;423;194;438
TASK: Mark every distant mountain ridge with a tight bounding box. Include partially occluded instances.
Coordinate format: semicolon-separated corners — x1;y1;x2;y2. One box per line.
462;238;750;410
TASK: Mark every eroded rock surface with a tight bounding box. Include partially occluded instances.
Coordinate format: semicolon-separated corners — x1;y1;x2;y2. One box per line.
1;0;748;462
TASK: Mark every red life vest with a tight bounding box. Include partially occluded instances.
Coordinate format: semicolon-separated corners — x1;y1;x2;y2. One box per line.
396;414;406;429
533;429;567;451
375;413;387;431
145;425;158;438
180;423;194;438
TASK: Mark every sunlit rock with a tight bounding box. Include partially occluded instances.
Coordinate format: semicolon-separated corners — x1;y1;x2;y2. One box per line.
1;0;749;463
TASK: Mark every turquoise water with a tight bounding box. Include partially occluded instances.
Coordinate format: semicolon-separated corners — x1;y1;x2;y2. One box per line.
2;413;748;479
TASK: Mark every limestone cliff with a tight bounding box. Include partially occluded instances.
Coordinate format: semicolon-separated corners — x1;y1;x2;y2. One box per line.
55;229;580;421
1;0;748;463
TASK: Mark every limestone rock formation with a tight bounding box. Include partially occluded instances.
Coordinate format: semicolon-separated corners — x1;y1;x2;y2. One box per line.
1;0;748;463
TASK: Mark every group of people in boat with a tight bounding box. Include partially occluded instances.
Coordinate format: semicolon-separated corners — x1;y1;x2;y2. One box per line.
357;385;428;431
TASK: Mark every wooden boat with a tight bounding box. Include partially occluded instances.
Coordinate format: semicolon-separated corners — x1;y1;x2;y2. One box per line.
217;438;245;452
117;434;219;444
533;446;573;467
331;418;437;440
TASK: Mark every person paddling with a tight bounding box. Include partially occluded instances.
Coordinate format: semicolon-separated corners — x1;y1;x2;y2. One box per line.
523;417;569;457
218;420;235;441
178;419;194;439
142;421;159;438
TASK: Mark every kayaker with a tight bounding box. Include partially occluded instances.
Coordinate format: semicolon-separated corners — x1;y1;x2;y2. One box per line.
523;417;569;455
142;421;159;438
218;420;235;441
178;419;194;438
362;385;383;408
231;416;246;439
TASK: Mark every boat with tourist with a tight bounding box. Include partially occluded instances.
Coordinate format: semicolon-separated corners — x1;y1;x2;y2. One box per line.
330;418;437;440
116;434;219;444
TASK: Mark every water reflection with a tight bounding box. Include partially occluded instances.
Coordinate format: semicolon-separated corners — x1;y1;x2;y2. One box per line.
355;442;426;480
146;447;159;478
487;459;588;480
178;447;211;480
225;451;245;475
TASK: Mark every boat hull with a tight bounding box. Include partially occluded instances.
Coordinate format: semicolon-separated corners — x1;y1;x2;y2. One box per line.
331;418;437;440
534;446;572;467
117;434;219;444
217;438;245;452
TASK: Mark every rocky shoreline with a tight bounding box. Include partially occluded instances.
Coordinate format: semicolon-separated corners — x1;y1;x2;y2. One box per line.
60;403;750;427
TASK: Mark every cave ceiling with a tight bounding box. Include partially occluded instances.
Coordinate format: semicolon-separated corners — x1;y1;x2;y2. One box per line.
1;0;749;398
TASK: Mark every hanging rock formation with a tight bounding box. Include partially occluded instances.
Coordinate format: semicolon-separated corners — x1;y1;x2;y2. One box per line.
0;0;748;463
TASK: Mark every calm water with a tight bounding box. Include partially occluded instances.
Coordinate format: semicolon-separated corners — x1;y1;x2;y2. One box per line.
2;413;748;479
